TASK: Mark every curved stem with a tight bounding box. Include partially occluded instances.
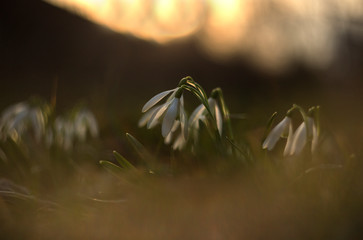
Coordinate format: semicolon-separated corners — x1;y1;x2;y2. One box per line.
181;84;221;142
293;104;311;140
214;88;234;142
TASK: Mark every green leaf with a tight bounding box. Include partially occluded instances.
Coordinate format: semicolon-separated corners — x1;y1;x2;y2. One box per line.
225;137;254;164
113;150;136;170
125;133;152;164
99;160;124;177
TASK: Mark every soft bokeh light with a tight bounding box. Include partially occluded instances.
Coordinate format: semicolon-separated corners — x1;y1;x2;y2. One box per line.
45;0;363;71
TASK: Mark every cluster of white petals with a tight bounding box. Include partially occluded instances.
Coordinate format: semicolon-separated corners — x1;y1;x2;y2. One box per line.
0;100;99;150
262;116;293;156
263;116;318;156
286;117;318;156
139;88;188;150
54;108;99;150
140;86;225;150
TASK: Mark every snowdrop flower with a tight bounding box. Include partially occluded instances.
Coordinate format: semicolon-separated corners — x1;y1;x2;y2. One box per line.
0;101;48;143
188;97;223;141
74;108;99;141
54;107;99;150
139;87;188;141
262;116;293;155
287;117;318;156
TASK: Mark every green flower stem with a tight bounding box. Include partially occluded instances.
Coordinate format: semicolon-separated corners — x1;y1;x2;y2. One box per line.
213;88;234;142
178;76;192;87
188;80;209;100
181;85;215;121
293;104;311;140
315;106;320;137
180;83;222;143
286;105;298;117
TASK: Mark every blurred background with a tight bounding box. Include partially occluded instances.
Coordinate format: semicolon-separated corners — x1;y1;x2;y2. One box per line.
1;0;362;154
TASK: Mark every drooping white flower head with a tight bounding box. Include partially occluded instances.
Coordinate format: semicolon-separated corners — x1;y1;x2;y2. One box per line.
288;117;318;156
139;87;188;147
262;116;292;152
54;107;99;151
73;108;99;141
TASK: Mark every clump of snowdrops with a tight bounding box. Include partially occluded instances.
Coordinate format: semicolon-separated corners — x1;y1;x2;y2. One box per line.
101;76;323;177
0;97;99;183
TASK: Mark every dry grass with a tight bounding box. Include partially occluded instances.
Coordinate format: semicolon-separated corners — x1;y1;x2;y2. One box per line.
1;153;362;240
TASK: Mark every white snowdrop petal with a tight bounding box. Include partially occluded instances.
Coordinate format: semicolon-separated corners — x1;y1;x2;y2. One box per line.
214;103;223;136
262;117;290;150
138;106;159;127
86;112;99;137
208;98;216;114
172;134;186;150
142;88;176;113
283;122;294;156
162;98;179;137
171;120;180;132
165;121;180;145
165;90;177;103
290;122;307;155
188;103;205;127
164;130;173;144
147;103;169;129
306;117;314;137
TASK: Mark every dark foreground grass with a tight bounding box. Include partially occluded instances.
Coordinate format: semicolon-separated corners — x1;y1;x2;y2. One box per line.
1;154;362;240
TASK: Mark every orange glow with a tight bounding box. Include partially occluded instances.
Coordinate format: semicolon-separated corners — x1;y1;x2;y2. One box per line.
45;0;363;71
46;0;204;42
202;0;249;57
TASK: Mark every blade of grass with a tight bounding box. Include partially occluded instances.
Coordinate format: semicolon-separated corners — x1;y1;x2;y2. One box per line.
113;150;136;170
99;160;125;178
125;133;154;167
